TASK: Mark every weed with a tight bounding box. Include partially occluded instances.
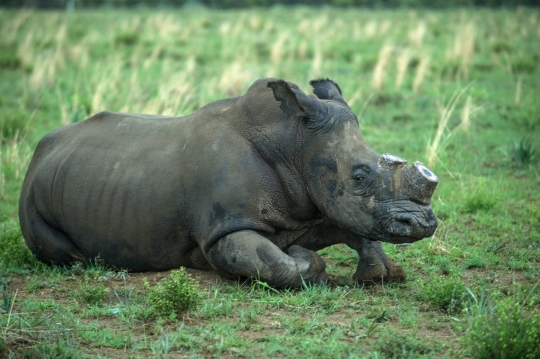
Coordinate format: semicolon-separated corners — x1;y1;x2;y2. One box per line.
509;139;536;168
0;44;22;70
144;268;202;318
201;287;233;318
511;54;537;73
0;107;29;139
499;105;539;130
417;276;466;314
1;277;15;314
488;39;512;54
462;294;540;359
0;219;40;271
114;32;139;46
18;334;80;358
461;178;500;213
74;276;109;305
375;328;438;358
111;277;134;307
150;328;182;355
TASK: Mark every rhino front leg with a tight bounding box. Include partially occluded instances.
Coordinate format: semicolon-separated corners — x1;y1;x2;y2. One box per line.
207;230;327;288
353;238;406;285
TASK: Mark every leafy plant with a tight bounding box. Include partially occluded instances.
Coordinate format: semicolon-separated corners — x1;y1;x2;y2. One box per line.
462;294;540;359
509;139;536;168
416;276;466;314
144;268;202;319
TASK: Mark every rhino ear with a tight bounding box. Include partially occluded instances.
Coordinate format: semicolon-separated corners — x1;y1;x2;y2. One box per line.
267;80;322;118
309;78;346;104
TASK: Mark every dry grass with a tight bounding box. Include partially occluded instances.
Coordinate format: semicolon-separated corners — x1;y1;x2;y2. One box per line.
515;75;522;107
447;22;476;80
371;43;393;91
426;86;469;168
413;54;430;93
409;21;427;48
395;48;410;91
0;135;33;200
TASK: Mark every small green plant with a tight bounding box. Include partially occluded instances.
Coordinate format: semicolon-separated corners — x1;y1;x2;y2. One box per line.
417;276;466;314
0;44;22;70
509;139;536;168
0;220;40;271
1;277;14;314
462;178;500;213
0;107;29;140
114;32;139;46
74;276;109;305
462;295;540;359
375;328;437;358
144;268;202;319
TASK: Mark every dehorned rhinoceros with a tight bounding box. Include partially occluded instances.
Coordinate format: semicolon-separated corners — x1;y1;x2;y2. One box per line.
19;78;439;288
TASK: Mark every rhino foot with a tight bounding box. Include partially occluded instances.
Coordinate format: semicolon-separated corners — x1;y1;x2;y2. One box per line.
353;239;406;285
208;231;328;288
288;245;328;285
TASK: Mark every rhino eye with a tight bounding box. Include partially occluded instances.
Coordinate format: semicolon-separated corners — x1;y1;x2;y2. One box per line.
352;166;370;184
353;174;364;183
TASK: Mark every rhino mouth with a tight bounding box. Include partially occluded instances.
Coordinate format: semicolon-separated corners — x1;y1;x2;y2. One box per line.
374;204;438;244
387;211;437;242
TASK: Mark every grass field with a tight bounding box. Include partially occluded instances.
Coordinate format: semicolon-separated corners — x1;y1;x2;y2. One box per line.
1;5;540;358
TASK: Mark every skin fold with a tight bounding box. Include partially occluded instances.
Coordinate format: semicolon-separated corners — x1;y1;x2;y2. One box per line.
19;78;438;288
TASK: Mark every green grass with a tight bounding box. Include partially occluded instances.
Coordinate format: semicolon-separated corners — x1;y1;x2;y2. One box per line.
1;5;539;358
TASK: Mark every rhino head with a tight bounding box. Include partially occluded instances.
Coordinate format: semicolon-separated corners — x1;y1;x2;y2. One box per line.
268;79;438;244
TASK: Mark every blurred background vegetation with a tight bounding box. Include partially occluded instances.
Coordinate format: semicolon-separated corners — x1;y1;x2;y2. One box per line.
1;0;539;9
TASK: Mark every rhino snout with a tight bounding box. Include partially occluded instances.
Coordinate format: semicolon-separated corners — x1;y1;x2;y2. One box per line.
387;208;438;240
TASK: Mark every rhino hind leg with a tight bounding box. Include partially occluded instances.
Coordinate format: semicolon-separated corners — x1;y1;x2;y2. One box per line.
353;239;406;285
207;230;327;288
23;208;88;266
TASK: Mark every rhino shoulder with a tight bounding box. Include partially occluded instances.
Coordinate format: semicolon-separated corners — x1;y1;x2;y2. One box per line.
85;110;118;122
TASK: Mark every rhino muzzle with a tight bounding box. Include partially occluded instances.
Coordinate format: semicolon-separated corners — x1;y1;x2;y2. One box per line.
376;154;439;242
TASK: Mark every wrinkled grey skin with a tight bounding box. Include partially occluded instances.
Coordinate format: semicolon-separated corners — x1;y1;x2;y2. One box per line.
19;78;438;288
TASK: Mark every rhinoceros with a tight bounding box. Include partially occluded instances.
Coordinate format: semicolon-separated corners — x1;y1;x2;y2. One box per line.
19;78;438;288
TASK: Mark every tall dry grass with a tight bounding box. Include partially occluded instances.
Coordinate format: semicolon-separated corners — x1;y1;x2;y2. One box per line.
413;54;430;93
371;43;393;91
427;87;469;168
395;49;410;91
448;22;476;80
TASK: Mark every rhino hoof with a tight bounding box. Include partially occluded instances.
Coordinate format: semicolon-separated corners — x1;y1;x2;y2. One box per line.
353;264;406;286
306;271;328;285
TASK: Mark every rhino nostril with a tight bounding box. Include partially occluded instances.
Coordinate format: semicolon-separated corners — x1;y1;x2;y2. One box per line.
395;213;412;224
388;214;413;235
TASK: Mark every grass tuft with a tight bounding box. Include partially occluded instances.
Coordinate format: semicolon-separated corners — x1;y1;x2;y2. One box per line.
0;220;40;271
375;328;439;358
74;276;109;305
462;178;500;213
509;139;536;168
416;276;466;314
462;294;540;359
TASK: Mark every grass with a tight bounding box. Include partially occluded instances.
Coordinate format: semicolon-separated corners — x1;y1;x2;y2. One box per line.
0;5;539;358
